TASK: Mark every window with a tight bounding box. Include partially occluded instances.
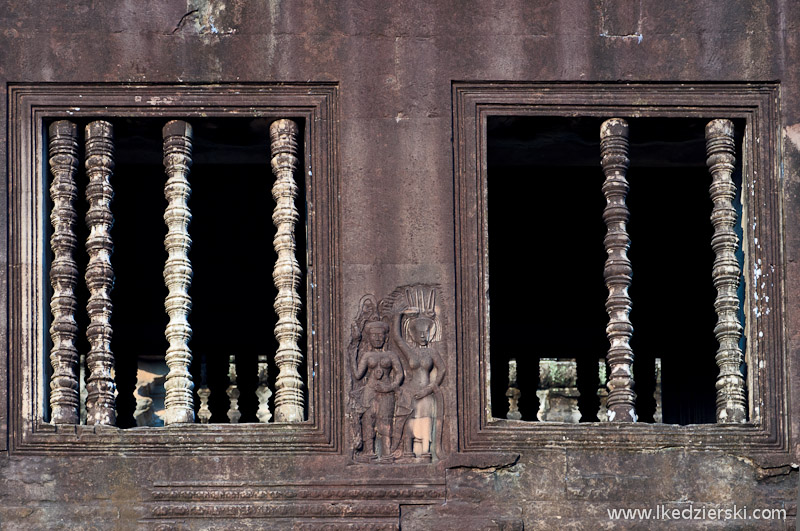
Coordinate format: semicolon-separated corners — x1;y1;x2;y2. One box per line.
487;115;742;425
8;84;341;453
453;83;789;454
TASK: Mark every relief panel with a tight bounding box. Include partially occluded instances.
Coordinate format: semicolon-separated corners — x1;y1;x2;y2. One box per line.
348;285;446;464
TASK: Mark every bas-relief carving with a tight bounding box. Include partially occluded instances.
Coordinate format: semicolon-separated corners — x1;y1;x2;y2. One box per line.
348;285;446;464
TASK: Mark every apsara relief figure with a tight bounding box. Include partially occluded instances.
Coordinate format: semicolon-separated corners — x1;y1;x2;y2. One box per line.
348;296;404;463
389;287;445;463
348;286;446;464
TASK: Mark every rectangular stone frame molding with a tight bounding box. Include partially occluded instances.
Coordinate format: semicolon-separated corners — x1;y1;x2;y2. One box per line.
452;82;789;465
7;84;341;455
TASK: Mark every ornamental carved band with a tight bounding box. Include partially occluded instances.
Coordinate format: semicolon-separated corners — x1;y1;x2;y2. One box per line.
162;120;195;425
600;118;637;422
705;119;747;423
269;119;305;423
48;120;81;424
84;120;117;426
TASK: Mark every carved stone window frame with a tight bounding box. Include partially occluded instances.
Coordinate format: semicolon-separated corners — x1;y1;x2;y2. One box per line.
7;84;341;455
453;82;789;462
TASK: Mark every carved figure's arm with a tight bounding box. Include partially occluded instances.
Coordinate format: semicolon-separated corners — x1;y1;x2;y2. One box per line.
431;348;446;387
348;324;361;379
390;352;404;389
391;311;414;365
413;349;447;400
353;351;370;380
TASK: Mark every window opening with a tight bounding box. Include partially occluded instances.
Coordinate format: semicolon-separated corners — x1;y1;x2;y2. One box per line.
46;116;308;428
487;116;745;425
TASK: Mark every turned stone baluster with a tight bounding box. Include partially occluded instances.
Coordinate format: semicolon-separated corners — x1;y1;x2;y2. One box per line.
600;118;637;422
256;353;272;423
537;358;581;423
597;359;609;422
197;387;211;424
197;354;211;424
48;120;80;424
85;120;117;426
269;119;305;422
505;358;521;420
653;358;663;423
79;354;88;424
706;119;747;424
162;120;195;425
226;355;241;424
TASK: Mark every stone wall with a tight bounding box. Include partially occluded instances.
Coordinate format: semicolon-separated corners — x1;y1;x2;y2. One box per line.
1;1;798;528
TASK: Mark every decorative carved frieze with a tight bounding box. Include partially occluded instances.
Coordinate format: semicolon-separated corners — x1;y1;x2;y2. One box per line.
706;118;747;424
348;285;446;464
162;120;195;425
150;503;399;518
84;120;117;426
269;119;305;423
47;120;81;425
149;483;446;502
146;481;445;525
600;118;637;422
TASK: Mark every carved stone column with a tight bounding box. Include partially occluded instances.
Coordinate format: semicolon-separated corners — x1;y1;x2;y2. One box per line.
269;119;305;422
162;120;195;425
48;120;80;424
600;118;637;422
84;120;117;426
706;119;747;423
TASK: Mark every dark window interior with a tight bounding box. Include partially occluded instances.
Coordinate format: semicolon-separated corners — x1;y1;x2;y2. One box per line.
487;116;745;425
45;117;308;426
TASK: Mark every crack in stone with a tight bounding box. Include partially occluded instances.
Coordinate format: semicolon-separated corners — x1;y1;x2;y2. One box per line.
171;8;199;35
